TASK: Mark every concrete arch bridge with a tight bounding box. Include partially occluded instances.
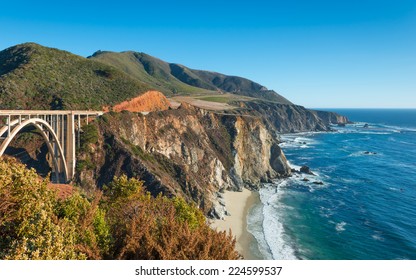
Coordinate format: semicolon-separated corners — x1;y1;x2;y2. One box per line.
0;110;103;183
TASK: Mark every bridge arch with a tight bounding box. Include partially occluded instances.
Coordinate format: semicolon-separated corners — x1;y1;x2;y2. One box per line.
0;118;69;182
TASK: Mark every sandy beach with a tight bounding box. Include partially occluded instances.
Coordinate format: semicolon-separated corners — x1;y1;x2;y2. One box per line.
210;188;263;260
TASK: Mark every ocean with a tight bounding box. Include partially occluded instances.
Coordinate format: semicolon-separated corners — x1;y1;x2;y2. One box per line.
247;109;416;260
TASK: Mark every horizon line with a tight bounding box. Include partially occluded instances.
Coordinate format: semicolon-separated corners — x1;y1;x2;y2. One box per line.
310;107;416;110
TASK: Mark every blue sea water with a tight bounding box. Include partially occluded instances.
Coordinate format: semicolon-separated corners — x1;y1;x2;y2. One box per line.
247;109;416;260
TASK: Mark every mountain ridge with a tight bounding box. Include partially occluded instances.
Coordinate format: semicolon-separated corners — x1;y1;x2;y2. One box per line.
89;50;293;104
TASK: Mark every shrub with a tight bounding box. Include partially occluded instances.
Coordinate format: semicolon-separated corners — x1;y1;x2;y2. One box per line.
0;159;240;260
80;124;99;152
0;157;85;259
57;192;111;258
104;175;240;260
0;157;109;259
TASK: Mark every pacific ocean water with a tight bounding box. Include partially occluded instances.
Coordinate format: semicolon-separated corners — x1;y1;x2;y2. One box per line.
247;109;416;260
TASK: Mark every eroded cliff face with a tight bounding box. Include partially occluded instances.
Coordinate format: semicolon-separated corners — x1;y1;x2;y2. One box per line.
76;103;291;218
233;115;291;189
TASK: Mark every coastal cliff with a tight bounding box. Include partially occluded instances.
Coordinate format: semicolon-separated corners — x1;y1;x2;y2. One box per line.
312;109;351;125
232;100;349;133
76;103;291;218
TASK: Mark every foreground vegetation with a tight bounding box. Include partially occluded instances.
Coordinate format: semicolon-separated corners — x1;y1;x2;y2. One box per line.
0;157;239;260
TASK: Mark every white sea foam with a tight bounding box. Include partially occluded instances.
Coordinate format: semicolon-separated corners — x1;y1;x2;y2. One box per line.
380;124;416;133
286;160;302;171
335;221;347;232
259;185;298;260
372;232;385;241
339;178;361;184
246;203;274;260
332;121;411;135
358;131;391;135
247;182;298;260
319;206;335;218
280;134;320;147
388;137;416;146
284;163;329;192
298;156;313;160
279;142;300;149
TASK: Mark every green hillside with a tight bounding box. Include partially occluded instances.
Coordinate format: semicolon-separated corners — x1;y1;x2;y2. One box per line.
89;51;214;95
0;43;150;110
90;51;293;104
0;43;293;110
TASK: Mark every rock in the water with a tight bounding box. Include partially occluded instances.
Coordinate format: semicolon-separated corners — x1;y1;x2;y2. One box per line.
364;151;377;155
313;181;324;185
302;178;310;182
300;165;310;173
363;123;369;128
300;165;315;175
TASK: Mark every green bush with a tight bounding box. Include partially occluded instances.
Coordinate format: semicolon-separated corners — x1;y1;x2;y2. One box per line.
75;159;96;172
0;158;240;260
120;137;155;162
80;124;99;152
172;197;205;230
0;157;98;259
104;175;240;260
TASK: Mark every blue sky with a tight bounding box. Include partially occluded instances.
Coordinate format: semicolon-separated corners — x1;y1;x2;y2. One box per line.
1;0;415;108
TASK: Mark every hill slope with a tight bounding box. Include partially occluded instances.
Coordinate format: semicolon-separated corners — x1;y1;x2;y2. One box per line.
0;43;151;110
90;51;292;104
89;51;211;95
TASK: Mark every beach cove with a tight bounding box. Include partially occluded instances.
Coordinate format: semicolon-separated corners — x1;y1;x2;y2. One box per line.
210;188;263;259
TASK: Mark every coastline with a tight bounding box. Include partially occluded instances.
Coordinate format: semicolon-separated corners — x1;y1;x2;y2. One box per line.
210;188;263;260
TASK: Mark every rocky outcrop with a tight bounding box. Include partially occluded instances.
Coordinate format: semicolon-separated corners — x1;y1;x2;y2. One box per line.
300;165;315;175
311;110;351;125
76;103;291;217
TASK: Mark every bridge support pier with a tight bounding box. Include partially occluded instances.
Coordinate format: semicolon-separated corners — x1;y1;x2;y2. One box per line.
66;113;76;182
0;110;103;183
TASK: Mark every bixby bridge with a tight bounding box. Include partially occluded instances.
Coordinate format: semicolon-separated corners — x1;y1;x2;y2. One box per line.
0;110;103;183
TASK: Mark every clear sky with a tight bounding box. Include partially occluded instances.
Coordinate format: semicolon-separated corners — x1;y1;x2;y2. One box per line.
1;0;415;108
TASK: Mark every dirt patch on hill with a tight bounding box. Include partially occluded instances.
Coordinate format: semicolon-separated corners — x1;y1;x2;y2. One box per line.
170;96;236;111
105;91;170;112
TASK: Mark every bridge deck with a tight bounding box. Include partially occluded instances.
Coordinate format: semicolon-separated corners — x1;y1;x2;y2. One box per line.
0;110;103;116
